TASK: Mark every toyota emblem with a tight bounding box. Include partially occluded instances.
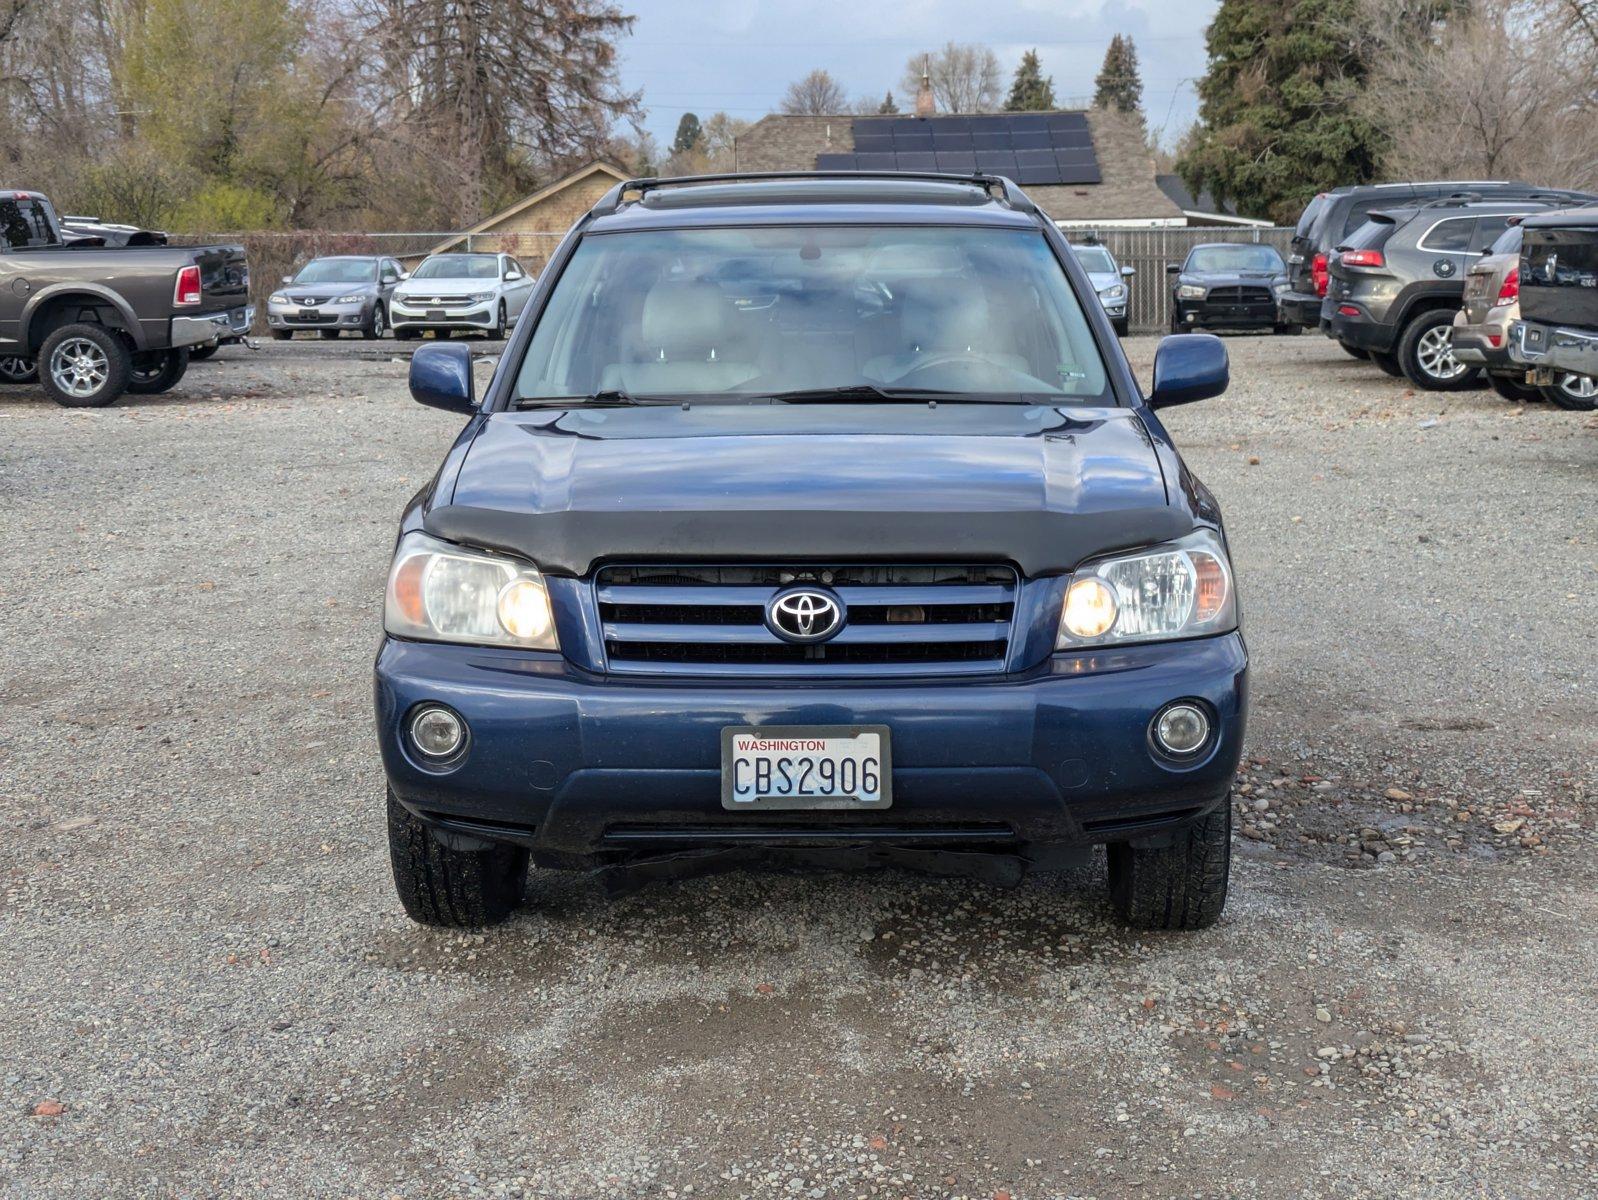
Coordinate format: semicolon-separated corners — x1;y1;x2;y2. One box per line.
766;586;844;643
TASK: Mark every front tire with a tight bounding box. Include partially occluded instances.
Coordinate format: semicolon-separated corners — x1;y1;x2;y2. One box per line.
126;347;190;395
1107;803;1231;931
387;790;528;927
492;301;507;339
364;304;386;340
39;323;132;408
1397;310;1480;391
0;354;38;384
1541;372;1597;411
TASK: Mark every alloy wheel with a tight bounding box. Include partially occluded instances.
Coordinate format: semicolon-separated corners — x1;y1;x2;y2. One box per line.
50;338;110;398
0;354;35;382
1558;373;1596;402
373;307;385;338
1415;325;1466;382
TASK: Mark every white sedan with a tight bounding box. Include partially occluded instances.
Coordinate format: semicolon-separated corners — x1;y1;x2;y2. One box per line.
390;253;535;340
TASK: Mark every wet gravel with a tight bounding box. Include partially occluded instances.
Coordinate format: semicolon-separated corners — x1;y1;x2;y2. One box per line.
1;333;1594;1198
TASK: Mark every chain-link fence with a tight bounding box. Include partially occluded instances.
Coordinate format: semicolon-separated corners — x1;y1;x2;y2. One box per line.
1061;225;1296;333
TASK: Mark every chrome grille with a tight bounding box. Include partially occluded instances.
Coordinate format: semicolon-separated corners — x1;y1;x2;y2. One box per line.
1205;285;1274;306
596;564;1018;676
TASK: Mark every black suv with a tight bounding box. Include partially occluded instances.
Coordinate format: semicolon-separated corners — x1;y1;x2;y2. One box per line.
1324;196;1596;389
1277;181;1592;332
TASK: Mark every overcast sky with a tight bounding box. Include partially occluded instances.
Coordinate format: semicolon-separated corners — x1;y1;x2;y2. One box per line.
617;0;1221;150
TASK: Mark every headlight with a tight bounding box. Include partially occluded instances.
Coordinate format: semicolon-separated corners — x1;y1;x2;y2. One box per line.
467;292;495;303
268;293;287;305
1099;284;1126;301
1057;529;1236;649
333;293;366;304
1177;284;1207;300
1272;280;1290;295
384;532;558;650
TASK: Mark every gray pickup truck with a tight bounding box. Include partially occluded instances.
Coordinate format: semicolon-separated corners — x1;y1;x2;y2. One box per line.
0;190;250;406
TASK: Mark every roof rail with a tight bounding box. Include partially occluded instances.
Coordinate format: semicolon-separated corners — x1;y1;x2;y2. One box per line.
591;171;1037;217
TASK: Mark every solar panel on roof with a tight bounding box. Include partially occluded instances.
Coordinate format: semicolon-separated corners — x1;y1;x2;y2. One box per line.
834;114;1101;187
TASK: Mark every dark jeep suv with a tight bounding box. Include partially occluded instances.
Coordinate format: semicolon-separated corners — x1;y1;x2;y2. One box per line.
1324;196;1596;389
374;173;1248;931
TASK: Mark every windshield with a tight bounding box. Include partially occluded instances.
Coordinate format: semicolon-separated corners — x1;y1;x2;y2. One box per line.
513;225;1109;403
1185;245;1284;274
294;258;377;284
413;254;499;280
1294;195;1326;239
1072;245;1116;273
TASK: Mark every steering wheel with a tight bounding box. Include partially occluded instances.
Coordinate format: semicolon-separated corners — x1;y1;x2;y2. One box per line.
893;351;1011;385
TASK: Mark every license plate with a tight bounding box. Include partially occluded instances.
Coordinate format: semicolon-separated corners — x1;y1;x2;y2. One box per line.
426;309;446;321
298;309;317;319
721;725;891;810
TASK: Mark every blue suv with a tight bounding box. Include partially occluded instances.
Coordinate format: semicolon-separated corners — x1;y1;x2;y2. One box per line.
374;173;1246;930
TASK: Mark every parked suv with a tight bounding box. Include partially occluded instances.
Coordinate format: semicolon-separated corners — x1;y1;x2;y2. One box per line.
1509;204;1598;411
1323;197;1593;389
1070;238;1134;335
374;173;1247;931
1278;181;1592;332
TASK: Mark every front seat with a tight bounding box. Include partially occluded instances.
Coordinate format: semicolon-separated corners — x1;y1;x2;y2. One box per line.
604;280;760;393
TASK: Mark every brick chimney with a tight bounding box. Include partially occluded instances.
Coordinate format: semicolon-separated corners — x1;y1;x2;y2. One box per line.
915;59;934;118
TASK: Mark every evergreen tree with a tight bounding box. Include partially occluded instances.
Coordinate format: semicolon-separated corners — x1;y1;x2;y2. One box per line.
1004;49;1056;111
1092;35;1142;114
1175;0;1408;224
671;112;702;156
878;91;899;114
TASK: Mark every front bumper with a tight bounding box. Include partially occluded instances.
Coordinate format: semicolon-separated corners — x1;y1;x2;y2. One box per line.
266;299;369;330
390;297;497;330
1510;319;1598;379
374;632;1249;867
171;305;254;349
1174;298;1278;330
1277;288;1322;328
1450;309;1512;367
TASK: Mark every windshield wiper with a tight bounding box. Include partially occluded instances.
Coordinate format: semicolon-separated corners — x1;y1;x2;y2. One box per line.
513;388;678;409
766;384;968;404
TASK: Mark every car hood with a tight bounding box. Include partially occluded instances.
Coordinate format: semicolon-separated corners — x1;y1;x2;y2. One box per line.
426;403;1188;577
280;282;375;299
396;281;494;299
1180;270;1285;289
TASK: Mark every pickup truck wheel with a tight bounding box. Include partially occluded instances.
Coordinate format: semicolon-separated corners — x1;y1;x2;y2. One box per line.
1339;341;1368;359
1489;373;1542;403
1368;349;1404;377
1541;372;1598;411
364;305;386;340
387;789;528;927
1106;803;1231;931
126;348;190;395
39;324;132;408
1397;310;1480;391
0;354;38;384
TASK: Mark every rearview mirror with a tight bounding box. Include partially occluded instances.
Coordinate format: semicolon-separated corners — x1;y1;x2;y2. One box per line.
1149;334;1228;409
409;342;476;415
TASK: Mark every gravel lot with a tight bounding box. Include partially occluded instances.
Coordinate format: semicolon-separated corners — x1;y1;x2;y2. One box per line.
2;334;1594;1199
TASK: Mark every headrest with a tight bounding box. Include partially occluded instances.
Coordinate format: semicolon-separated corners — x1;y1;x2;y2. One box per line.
641;280;728;356
898;280;990;351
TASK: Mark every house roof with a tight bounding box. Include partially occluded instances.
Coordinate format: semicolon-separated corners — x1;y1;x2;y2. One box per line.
425;160;629;255
1155;173;1274;227
732;108;1184;223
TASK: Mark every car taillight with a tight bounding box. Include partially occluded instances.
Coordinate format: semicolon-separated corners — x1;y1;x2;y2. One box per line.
1496;271;1519;304
1311;252;1329;296
1341;249;1385;269
174;265;202;306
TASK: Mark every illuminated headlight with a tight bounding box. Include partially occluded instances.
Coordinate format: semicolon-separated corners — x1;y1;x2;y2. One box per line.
332;293;366;304
1057;529;1236;649
1099;284;1126;301
1177;284;1207;300
268;293;288;305
384;531;558;650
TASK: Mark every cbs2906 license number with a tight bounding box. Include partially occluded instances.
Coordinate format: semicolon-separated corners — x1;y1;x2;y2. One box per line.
720;725;892;810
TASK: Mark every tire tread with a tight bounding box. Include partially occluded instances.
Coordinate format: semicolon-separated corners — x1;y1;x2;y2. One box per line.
386;790;527;927
1108;803;1231;931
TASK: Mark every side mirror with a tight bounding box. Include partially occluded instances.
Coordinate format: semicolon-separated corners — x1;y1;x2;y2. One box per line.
1164;263;1181;274
504;270;520;281
1122;265;1136;277
1150;333;1228;409
409;342;476;415
382;274;398;285
281;274;293;284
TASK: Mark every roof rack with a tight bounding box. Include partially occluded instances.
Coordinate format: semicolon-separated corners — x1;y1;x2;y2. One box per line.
1411;188;1589;213
592;171;1037;217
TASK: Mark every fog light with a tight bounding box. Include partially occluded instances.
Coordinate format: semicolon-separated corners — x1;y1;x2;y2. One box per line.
409;705;466;759
1152;702;1209;757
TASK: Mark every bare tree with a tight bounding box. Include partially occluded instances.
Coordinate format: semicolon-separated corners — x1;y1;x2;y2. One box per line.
899;43;1002;113
780;69;849;115
1354;0;1598;188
